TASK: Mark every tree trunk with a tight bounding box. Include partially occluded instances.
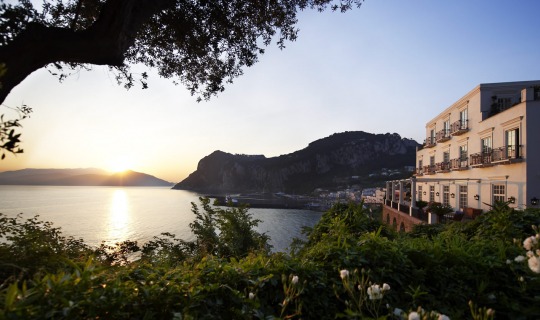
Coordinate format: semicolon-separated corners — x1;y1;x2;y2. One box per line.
0;0;176;104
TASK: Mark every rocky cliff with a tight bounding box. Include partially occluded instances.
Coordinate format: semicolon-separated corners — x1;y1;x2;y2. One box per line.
173;131;419;194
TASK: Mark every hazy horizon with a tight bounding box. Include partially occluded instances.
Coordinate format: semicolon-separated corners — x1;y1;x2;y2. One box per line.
2;0;540;182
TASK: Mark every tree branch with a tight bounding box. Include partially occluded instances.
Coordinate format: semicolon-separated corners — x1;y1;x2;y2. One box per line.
0;0;176;104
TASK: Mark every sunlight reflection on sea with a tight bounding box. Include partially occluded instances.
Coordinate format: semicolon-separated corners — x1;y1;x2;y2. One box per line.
0;186;322;252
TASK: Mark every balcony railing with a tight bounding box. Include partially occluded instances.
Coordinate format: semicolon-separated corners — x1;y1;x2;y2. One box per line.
449;158;468;170
415;167;424;176
470;145;524;167
435;129;451;143
470;152;493;167
435;162;451;172
450;119;468;136
423;165;436;175
491;145;523;163
424;138;436;148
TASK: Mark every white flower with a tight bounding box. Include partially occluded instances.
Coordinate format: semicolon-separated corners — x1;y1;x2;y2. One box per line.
248;292;255;300
528;256;540;273
393;308;403;317
486;308;494;316
408;311;420;320
438;315;450;320
367;284;383;300
519;276;524;282
291;275;299;285
382;283;390;291
506;259;512;264
514;255;526;262
524;236;538;250
340;269;349;279
527;251;534;258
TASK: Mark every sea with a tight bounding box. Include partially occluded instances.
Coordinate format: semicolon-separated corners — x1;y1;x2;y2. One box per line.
0;185;323;252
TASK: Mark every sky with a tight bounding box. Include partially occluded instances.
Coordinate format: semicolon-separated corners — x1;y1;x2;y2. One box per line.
2;0;540;183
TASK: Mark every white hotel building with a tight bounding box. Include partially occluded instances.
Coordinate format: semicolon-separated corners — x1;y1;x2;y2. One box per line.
385;80;540;225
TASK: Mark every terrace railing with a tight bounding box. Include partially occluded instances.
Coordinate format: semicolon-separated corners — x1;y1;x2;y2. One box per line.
492;145;523;163
423;165;436;175
435;129;451;143
435;162;451;172
449;158;468;170
424;138;436;148
450;119;469;136
470;152;493;167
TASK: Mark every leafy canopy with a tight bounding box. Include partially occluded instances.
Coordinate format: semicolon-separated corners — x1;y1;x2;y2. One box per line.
0;0;364;101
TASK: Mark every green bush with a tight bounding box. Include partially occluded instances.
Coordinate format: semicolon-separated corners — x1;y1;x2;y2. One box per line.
1;201;540;319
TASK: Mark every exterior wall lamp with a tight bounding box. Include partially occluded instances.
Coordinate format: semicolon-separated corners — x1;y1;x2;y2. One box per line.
423;191;426;195
531;197;539;206
474;194;480;200
508;196;516;204
451;193;455;198
436;192;440;196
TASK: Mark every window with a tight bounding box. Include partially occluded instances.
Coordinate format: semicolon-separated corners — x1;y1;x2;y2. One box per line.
497;97;513;111
443;185;450;206
505;129;519;158
443;151;450;163
418;186;423;202
459;185;468;209
481;137;492;154
492;184;505;204
429;185;435;203
444;120;450;135
460;109;468;128
459;144;468;167
419;159;423;168
430;129;435;144
459;145;467;159
430;156;435;166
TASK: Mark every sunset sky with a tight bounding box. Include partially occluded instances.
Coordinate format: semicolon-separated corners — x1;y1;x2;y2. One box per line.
2;0;540;183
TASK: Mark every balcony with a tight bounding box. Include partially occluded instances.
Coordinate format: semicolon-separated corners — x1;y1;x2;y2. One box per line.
470;152;494;167
450;119;468;136
435;162;451;173
491;145;524;164
414;167;424;176
449;158;468;170
470;145;524;168
424;138;436;148
423;165;436;175
435;129;451;143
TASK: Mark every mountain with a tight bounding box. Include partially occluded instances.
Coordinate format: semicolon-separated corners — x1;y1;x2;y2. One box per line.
173;131;419;194
0;168;172;187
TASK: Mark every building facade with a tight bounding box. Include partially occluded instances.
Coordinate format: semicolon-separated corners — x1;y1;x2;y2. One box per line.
414;80;540;213
385;81;540;227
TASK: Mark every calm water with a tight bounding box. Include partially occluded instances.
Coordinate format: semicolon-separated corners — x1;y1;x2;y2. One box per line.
0;186;322;252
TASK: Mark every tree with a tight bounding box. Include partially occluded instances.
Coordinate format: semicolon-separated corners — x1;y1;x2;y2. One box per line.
0;0;364;105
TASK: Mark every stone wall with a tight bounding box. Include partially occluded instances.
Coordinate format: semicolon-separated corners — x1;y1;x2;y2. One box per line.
382;205;424;232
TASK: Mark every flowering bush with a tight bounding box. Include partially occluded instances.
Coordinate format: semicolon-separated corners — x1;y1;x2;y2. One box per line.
336;268;391;318
515;225;540;274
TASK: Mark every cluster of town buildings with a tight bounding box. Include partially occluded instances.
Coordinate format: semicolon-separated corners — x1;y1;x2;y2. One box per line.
383;80;540;228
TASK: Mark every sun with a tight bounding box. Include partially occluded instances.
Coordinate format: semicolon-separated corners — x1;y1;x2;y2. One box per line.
108;156;134;173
